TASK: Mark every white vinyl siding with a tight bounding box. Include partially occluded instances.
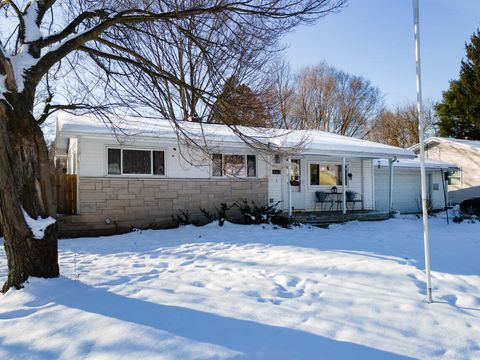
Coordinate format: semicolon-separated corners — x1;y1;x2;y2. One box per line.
77;136;267;179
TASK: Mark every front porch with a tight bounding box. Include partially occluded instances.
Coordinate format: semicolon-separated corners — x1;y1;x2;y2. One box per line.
288;210;392;225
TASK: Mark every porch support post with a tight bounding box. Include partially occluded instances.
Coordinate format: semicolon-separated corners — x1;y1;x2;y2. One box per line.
288;156;292;217
360;158;365;210
342;157;347;215
388;157;396;213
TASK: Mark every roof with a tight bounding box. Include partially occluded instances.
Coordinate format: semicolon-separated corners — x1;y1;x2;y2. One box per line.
374;158;459;171
56;111;415;159
411;137;480;153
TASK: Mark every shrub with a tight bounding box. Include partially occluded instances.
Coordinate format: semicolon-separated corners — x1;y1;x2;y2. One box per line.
200;203;232;226
172;209;198;227
460;198;480;216
237;199;282;224
452;215;464;224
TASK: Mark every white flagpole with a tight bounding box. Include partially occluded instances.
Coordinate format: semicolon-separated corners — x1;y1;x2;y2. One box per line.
413;0;433;303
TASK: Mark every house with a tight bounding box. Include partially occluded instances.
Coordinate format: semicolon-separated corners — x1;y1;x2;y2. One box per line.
411;137;480;204
55;111;422;236
374;158;458;214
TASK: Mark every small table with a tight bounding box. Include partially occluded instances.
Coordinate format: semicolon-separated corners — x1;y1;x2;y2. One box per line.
325;192;343;211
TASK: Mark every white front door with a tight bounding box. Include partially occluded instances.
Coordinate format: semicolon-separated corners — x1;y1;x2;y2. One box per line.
268;165;282;208
290;159;305;210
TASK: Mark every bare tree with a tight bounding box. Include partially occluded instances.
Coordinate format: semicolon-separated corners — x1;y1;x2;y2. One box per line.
265;56;295;128
0;0;346;292
283;62;383;137
368;103;437;148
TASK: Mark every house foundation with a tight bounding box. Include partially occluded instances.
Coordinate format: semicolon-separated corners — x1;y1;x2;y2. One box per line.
59;177;268;238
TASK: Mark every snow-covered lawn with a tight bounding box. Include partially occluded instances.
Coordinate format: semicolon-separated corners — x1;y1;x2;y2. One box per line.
1;217;479;359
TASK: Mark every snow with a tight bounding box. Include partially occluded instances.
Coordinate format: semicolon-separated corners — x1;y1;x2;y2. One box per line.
23;1;42;42
374;158;458;170
9;50;39;93
0;217;479;359
0;74;6;100
22;209;56;240
411;137;480;152
56;111;415;159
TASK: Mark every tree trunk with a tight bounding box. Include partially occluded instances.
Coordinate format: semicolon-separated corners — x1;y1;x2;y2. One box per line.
0;101;59;293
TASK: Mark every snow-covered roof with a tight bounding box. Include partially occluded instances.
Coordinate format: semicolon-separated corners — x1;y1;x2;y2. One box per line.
56;111;415;159
374;158;458;171
411;137;480;153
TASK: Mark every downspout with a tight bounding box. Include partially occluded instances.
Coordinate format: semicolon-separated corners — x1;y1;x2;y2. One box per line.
388;157;396;215
342;157;347;215
440;169;449;224
361;158;365;210
288;156;292;217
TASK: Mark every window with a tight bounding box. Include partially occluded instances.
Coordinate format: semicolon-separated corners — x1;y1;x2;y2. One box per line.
448;171;461;186
153;151;165;175
212;154;223;177
107;148;165;176
290;159;301;186
224;155;245;177
108;149;121;175
123;150;151;174
212;154;257;177
247;155;257;177
310;163;347;186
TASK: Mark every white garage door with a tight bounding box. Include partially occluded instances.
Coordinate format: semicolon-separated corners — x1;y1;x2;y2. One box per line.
375;169;423;213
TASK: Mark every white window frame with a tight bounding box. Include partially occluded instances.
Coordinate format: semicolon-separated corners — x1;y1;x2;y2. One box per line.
211;153;257;178
307;161;349;188
448;170;462;188
106;147;166;177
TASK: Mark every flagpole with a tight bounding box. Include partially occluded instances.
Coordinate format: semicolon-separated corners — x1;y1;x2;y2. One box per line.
413;0;433;303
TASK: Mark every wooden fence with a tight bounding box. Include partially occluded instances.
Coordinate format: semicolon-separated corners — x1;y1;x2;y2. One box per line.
55;173;77;215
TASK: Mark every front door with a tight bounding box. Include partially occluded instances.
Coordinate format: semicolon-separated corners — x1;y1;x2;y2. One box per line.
290;159;304;210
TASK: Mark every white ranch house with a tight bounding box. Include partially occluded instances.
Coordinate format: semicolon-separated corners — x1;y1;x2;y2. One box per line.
54;112;455;236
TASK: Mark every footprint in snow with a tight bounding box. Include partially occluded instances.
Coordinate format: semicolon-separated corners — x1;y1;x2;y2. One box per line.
190;281;205;288
273;275;301;289
131;263;146;268
180;260;195;266
243;290;261;298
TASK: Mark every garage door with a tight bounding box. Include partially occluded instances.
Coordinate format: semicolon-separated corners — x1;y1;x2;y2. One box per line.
375;169;423;213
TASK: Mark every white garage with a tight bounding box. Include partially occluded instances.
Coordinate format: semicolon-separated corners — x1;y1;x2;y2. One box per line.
374;159;457;214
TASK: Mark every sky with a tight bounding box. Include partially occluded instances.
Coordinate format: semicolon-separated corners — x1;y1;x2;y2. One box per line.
283;0;480;108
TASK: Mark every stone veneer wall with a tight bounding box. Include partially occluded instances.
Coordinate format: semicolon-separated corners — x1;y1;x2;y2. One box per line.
59;177;268;237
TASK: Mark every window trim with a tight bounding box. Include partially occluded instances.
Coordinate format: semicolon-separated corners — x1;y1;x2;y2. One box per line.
106;147;166;177
211;153;258;178
448;170;462;187
308;161;349;188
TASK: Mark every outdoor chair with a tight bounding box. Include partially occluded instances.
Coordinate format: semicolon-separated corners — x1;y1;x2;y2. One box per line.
314;191;332;211
346;191;362;210
335;191;363;211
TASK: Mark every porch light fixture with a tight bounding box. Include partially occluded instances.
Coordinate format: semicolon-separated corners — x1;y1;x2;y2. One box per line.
348;173;353;180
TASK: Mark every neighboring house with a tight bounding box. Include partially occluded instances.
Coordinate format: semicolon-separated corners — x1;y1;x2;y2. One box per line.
55;111;417;236
374;158;458;214
411;137;480;204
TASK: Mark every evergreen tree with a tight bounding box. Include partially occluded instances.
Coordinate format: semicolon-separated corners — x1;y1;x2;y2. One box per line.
436;30;480;139
210;77;270;127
